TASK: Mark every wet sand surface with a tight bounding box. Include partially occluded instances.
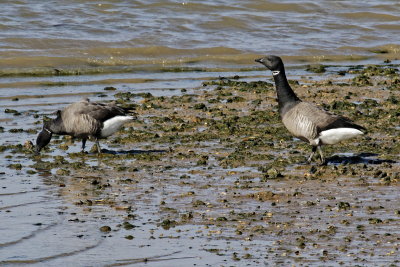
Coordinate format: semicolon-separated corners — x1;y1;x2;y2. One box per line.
0;64;399;266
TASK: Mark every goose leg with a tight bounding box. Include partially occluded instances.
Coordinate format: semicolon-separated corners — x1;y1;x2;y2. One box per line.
307;146;317;163
317;146;326;165
95;139;102;154
81;138;87;152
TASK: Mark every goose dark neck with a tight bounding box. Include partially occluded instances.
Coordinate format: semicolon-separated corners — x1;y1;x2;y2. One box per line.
272;68;300;112
48;116;66;134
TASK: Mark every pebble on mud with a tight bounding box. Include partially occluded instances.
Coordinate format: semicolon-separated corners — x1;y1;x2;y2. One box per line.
263;168;283;179
99;226;112;232
306;64;326;73
24;140;34;150
159;219;177;230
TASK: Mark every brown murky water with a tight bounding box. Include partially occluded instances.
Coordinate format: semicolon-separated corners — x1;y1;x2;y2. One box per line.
1;0;400;75
0;1;400;266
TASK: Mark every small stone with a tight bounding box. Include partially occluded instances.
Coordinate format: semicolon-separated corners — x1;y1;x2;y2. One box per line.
100;226;112;232
8;164;22;170
265;168;283;179
159;219;177;230
337;202;351;211
216;217;228;221
368;218;383;224
5;108;18;114
123;222;135;230
193;103;207;110
24;140;34;150
307;64;326;73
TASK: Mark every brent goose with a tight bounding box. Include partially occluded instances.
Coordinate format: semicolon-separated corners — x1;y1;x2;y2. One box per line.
255;55;366;165
35;98;136;154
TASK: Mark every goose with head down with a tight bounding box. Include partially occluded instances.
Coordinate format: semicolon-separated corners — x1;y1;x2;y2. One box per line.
255;55;366;165
35;98;136;154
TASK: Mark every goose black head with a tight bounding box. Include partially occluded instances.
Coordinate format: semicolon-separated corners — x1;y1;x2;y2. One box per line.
35;121;53;155
255;55;284;72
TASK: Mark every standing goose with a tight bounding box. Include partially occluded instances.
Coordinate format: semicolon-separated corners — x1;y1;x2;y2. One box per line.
255;55;366;165
35;98;136;154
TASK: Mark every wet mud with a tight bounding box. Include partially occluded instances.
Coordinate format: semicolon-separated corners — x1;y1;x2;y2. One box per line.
0;64;399;266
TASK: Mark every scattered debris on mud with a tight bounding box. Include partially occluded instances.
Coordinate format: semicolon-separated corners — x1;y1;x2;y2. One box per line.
1;64;399;265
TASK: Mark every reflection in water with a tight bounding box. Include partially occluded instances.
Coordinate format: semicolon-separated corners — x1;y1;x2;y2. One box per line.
328;152;397;165
101;148;169;155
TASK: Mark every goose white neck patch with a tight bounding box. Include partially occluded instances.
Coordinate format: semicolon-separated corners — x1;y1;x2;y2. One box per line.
272;71;280;76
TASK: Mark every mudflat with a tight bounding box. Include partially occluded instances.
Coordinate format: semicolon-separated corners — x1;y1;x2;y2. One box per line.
0;64;399;265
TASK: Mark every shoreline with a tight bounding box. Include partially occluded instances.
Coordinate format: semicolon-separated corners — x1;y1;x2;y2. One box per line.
0;44;400;78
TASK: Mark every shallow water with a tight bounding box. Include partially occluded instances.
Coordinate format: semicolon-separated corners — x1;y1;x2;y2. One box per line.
1;0;400;75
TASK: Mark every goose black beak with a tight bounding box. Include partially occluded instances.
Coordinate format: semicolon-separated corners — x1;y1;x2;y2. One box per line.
34;146;41;155
255;58;264;63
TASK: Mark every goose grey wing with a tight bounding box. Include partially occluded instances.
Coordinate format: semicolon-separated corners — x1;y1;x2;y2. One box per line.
61;101;103;136
317;114;366;133
296;102;366;132
85;102;126;122
283;102;366;141
281;102;340;141
65;100;126;122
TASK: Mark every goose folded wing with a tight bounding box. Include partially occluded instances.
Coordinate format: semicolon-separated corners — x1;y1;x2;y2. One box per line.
71;101;126;122
291;102;365;133
317;114;366;133
283;102;366;142
86;105;126;122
